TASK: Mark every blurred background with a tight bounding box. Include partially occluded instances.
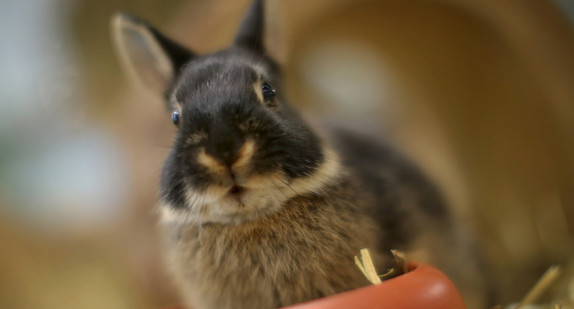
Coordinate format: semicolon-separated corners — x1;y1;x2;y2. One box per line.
1;0;573;308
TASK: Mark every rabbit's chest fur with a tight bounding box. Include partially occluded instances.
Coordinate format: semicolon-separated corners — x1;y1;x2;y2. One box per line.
162;178;387;309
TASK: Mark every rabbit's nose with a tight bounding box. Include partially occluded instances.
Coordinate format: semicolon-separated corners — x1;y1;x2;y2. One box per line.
208;139;241;167
205;124;243;166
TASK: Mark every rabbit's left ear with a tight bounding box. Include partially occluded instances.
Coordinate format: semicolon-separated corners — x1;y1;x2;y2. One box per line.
233;0;265;53
111;13;194;96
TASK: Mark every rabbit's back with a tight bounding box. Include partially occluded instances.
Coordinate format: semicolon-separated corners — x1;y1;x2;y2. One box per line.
331;128;489;308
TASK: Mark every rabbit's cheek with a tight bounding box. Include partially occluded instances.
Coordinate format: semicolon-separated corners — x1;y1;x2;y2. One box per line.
275;147;342;197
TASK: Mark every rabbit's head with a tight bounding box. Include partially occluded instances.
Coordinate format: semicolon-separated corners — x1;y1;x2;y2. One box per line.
112;0;340;224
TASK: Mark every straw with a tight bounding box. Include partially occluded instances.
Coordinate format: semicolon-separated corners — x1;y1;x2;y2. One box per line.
355;248;382;285
517;265;562;308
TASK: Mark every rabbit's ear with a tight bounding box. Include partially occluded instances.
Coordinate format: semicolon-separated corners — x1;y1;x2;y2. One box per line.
233;0;265;53
111;13;194;95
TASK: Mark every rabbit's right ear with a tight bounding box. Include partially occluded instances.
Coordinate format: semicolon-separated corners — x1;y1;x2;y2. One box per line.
111;13;194;95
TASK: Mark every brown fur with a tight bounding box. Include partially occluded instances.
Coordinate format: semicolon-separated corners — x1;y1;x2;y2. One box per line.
161;170;384;309
160;164;488;308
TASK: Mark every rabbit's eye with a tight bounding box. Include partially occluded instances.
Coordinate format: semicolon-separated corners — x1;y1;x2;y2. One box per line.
171;110;180;126
262;82;276;101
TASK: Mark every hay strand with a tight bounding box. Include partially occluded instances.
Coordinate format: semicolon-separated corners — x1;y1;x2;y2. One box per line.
517;265;562;308
355;248;382;285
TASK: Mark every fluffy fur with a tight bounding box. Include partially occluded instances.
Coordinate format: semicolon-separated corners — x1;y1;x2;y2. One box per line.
112;1;489;308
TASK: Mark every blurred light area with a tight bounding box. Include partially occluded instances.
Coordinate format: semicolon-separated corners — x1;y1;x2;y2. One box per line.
300;39;393;130
553;0;574;25
0;0;76;132
1;130;129;233
0;0;130;234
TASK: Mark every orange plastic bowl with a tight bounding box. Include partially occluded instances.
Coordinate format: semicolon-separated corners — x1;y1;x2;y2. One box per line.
165;263;466;309
282;263;467;309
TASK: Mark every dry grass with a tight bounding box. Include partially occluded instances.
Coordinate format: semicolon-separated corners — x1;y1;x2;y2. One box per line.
354;249;408;285
496;260;574;309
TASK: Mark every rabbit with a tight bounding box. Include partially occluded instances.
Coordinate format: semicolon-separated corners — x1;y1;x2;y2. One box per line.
111;0;489;308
